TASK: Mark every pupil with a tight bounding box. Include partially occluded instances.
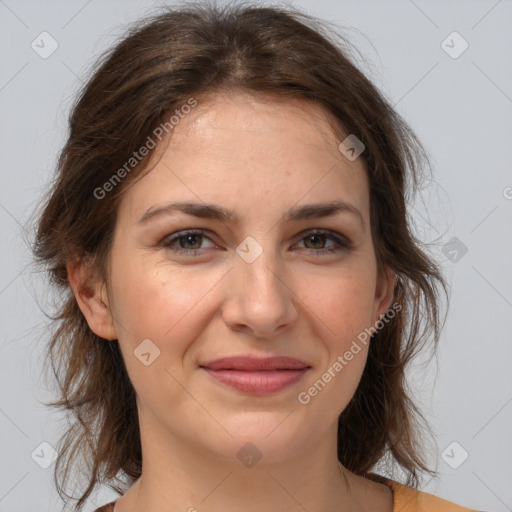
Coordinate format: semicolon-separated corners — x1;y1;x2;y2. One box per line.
181;234;200;249
308;234;324;248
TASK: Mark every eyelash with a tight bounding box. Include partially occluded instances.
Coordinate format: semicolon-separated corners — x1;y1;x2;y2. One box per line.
160;229;351;257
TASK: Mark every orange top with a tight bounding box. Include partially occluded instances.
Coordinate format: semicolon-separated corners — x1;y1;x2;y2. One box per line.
94;476;478;511
381;477;477;511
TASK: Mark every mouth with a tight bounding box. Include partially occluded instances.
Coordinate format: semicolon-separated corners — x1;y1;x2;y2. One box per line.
199;356;311;395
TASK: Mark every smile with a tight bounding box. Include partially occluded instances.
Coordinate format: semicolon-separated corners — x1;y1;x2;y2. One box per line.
199;356;311;395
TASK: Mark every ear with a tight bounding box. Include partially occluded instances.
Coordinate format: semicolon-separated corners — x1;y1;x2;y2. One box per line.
372;266;397;324
66;258;117;341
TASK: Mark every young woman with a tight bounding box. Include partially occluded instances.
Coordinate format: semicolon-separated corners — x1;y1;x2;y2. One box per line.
33;2;479;511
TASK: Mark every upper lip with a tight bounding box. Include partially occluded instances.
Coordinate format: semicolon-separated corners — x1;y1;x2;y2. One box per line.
200;356;310;371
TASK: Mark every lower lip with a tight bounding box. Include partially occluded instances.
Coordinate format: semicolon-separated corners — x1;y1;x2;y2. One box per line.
202;368;309;395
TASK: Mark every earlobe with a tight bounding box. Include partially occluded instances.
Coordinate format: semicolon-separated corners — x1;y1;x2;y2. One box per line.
66;259;117;341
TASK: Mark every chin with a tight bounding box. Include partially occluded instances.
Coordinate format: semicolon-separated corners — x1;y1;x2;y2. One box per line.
197;413;315;466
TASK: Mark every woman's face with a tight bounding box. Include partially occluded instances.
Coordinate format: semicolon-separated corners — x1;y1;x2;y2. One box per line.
82;91;394;466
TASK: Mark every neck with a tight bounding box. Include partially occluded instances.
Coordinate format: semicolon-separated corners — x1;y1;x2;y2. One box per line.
116;426;359;512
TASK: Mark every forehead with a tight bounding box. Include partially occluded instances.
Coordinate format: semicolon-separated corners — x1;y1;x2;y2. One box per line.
170;91;346;156
117;91;370;225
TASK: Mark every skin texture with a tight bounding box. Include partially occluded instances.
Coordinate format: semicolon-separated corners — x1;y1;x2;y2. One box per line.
68;91;396;512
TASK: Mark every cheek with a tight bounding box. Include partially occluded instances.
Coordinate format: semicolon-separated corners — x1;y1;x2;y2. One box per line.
109;257;213;409
299;267;375;408
308;269;376;343
109;252;221;363
300;276;372;415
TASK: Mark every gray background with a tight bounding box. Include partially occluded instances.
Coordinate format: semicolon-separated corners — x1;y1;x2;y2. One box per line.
1;0;511;511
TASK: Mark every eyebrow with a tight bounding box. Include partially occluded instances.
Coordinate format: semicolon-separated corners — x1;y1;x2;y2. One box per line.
136;200;365;230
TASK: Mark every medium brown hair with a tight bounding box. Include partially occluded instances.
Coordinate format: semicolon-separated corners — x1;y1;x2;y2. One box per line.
32;1;447;509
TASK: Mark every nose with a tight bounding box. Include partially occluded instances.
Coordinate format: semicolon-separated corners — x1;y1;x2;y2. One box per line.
221;242;298;338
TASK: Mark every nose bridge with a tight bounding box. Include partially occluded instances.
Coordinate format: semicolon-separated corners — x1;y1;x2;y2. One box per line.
223;235;296;335
236;235;284;300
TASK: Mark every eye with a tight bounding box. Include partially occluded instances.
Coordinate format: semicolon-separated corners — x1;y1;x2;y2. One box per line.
160;228;351;257
161;230;217;255
294;229;351;256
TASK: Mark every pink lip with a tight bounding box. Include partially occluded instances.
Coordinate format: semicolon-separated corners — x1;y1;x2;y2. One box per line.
200;357;311;395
